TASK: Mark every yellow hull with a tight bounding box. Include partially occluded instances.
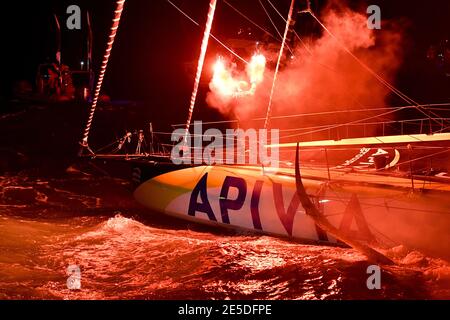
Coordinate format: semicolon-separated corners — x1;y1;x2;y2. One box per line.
134;165;450;257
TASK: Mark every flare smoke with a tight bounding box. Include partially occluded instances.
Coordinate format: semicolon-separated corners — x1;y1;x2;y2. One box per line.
206;2;405;133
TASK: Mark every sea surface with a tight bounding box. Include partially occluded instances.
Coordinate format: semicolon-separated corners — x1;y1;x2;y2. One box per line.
1;101;450;300
1;173;449;300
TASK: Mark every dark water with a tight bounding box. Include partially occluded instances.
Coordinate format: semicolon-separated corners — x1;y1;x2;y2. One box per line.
1;173;449;300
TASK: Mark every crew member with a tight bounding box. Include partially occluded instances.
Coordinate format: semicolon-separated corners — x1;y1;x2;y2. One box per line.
117;131;133;154
135;130;148;155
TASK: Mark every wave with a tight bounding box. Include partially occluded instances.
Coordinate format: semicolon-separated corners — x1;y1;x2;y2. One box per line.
1;175;449;299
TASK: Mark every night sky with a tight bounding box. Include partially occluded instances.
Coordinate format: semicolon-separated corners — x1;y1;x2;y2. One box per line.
1;0;449;127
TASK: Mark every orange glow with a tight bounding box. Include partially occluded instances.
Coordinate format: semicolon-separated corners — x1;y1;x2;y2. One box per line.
211;54;266;98
212;58;238;96
247;53;266;86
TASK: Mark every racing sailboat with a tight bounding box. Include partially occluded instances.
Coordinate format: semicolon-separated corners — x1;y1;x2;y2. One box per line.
79;0;450;262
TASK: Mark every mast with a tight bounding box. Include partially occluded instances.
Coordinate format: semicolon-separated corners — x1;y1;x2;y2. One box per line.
263;0;296;130
184;0;218;137
79;0;126;155
285;0;307;58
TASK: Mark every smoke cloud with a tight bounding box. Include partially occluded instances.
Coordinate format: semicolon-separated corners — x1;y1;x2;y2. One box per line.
206;2;405;138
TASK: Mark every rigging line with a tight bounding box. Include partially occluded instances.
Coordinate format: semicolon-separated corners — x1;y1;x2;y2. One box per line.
166;0;248;64
159;131;272;148
257;106;415;120
170;104;449;128
184;0;218;136
307;11;447;128
279;106;412;140
267;0;446;126
375;148;450;173
265;0;350;84
170;105;422;127
272;0;448;126
81;0;126;148
309;11;413;104
258;0;284;40
279;117;450;129
258;0;294;57
222;0;280;43
279;106;417;139
95;138;123;153
265;0;313;55
268;0;397;111
428;107;450;112
264;0;296;130
438;124;450;133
